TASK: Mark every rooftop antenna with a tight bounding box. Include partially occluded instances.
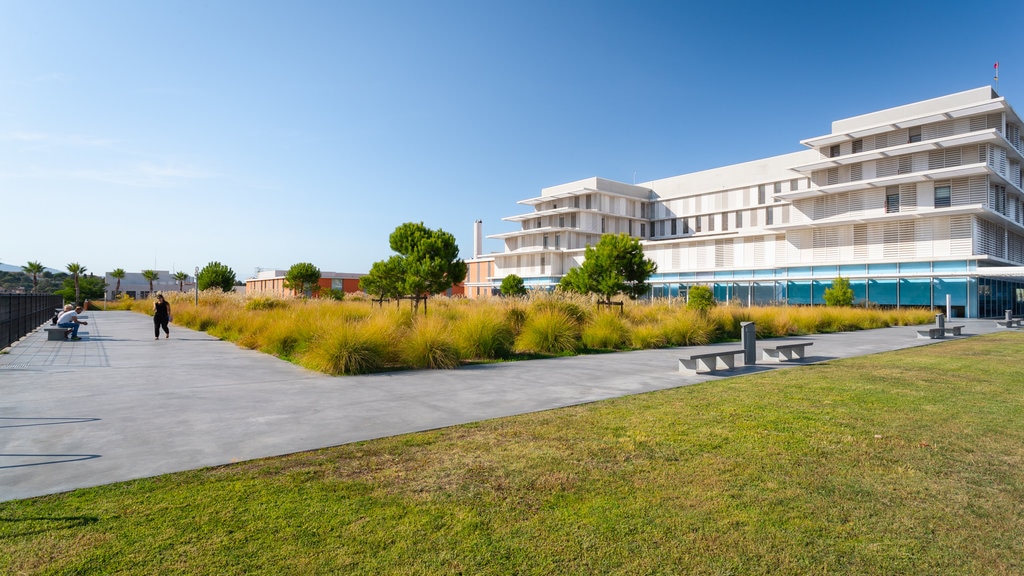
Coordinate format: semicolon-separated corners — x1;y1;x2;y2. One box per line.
994;61;1000;92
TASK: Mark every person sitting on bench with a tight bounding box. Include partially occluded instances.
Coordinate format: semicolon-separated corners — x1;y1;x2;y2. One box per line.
56;305;88;340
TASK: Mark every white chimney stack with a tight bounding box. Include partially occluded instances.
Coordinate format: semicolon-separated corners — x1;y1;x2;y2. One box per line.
473;220;483;258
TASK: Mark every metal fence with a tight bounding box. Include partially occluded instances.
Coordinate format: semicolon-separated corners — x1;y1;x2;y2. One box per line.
0;294;64;350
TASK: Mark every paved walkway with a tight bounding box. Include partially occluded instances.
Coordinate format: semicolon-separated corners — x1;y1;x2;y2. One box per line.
0;311;1009;502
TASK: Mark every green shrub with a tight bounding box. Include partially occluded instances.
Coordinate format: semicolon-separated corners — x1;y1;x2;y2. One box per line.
629;324;666;349
686;285;716;314
402;318;461;369
454;309;515;360
301;323;392;375
662;309;713;346
245;296;286;311
515;309;579;355
581;311;629;350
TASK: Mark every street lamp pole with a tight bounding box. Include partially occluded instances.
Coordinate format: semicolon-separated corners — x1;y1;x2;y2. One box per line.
195;266;199;306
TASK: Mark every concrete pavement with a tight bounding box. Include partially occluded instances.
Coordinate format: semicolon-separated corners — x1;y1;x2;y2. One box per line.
0;310;1010;502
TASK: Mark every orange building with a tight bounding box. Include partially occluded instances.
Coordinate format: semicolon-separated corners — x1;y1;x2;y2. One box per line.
246;270;364;297
463;256;496;299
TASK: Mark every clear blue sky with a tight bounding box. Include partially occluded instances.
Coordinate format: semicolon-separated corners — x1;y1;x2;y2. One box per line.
2;0;1021;279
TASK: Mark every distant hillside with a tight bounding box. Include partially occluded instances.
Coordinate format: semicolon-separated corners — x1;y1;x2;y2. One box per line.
0;262;62;273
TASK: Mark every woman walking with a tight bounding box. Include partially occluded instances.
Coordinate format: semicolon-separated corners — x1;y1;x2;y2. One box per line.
153;294;171;340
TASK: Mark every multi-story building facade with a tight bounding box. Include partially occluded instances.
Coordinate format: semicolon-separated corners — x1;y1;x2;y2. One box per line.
246;269;364;297
487;87;1024;317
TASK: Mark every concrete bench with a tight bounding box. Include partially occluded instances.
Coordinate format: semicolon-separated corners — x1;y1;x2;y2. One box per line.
916;327;945;339
762;341;813;362
44;326;69;341
995;320;1016;328
944;324;964;336
679;349;744;374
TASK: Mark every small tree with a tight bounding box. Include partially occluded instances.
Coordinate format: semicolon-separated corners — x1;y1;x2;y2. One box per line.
388;222;468;313
558;233;656;304
823;276;855;307
56;274;106;303
284;262;322;297
142;270;159;297
197;261;237;292
66;262;87;304
22;261;44;292
111;268;126;297
172;271;190;292
360;256;406;306
500;274;527;297
686;285;717;314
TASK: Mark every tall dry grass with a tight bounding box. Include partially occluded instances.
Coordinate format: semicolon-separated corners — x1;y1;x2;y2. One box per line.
131;292;937;374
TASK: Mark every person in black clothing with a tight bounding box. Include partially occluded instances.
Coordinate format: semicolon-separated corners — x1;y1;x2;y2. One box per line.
153;293;171;340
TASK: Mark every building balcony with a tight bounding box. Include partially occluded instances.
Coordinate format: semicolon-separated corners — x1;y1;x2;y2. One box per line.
778;163;991;200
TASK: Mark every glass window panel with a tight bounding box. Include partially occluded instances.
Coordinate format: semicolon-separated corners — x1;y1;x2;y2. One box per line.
850;279;867;305
932;260;967;273
899;278;932;307
932;277;967;306
714;283;732;302
868;278;898;305
812;280;829;304
787;281;812;305
787;267;812;278
812;265;839;278
753;282;776;306
899;262;931;274
839;264;867;276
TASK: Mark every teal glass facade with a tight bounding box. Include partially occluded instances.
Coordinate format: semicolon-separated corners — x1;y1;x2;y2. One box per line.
642;260;1024;318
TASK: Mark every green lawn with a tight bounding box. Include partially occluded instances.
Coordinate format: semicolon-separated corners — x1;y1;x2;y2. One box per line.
3;332;1023;575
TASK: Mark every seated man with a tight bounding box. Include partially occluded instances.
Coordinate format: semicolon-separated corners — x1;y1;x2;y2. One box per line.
56;305;89;340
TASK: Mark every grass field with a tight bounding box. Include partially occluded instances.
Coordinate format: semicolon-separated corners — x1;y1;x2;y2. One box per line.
2;332;1022;575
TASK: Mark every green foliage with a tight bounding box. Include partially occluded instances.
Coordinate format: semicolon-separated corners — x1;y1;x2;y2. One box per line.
66;262;87;303
581;311;629;349
197;261;237;292
360;255;407;301
453;308;515;359
245;296;286;311
110;268;126;295
141;269;159;295
401;318;461;369
558;233;656;303
322;288;346;301
0;270;66;294
514;309;579;355
21;261;44;291
389;222;468;298
172;271;190;291
686;285;717;314
55;274;106;303
824;276;856;307
500;274;527;297
284;262;321;297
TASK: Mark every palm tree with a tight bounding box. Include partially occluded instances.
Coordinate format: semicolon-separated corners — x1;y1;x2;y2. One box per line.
21;261;44;292
172;271;190;292
66;262;87;304
111;268;126;298
142;269;159;297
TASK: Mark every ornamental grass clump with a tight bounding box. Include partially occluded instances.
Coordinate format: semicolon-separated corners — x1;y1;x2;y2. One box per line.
452;307;515;360
515;308;580;355
401;316;461;369
300;319;394;375
581;311;630;350
661;308;714;347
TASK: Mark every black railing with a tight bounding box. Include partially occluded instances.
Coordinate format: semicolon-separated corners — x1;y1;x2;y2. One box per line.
0;294;64;350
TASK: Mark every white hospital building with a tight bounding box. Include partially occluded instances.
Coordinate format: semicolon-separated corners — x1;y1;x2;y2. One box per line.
483;86;1024;318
